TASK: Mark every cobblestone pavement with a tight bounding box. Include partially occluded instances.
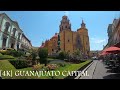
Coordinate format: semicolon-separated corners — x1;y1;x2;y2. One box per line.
79;60;120;79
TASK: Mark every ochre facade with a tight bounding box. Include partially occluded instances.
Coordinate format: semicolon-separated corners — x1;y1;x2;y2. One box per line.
40;15;90;57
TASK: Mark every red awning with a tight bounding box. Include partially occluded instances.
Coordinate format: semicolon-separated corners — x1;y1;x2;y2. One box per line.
104;46;120;52
99;51;110;56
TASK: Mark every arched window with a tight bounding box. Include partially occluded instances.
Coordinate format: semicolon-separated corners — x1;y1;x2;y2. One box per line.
13;28;16;37
65;26;67;28
4;22;10;33
18;33;21;40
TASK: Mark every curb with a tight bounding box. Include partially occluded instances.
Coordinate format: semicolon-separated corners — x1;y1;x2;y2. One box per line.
75;61;94;79
64;60;93;79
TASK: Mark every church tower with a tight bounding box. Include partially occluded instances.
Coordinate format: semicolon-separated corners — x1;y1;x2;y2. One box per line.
59;15;71;32
81;20;86;28
77;19;90;57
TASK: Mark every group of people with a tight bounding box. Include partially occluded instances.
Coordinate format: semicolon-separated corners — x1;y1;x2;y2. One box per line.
100;53;120;68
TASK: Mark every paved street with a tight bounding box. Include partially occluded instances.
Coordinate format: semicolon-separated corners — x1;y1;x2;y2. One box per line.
79;60;120;79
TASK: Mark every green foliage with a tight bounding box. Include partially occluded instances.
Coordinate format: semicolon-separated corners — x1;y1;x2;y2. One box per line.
9;60;29;69
0;53;2;56
0;49;24;57
0;60;16;71
7;50;24;57
57;63;67;67
38;48;48;59
48;55;59;59
38;48;48;65
0;50;7;55
0;55;15;60
58;51;66;60
73;49;81;56
31;51;37;65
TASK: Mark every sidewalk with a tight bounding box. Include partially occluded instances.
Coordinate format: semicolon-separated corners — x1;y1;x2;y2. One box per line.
79;60;120;79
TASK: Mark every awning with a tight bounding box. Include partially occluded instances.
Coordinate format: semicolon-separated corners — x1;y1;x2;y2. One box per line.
104;46;120;52
99;51;110;56
101;46;120;54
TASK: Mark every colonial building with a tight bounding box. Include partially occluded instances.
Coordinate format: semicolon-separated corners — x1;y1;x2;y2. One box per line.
40;15;90;56
21;34;32;51
0;13;32;51
104;18;120;49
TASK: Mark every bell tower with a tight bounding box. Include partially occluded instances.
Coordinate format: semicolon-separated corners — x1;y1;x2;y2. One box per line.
81;20;86;28
59;15;71;32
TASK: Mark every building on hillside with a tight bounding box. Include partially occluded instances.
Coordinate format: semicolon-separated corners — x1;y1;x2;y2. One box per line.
0;13;32;51
40;15;90;57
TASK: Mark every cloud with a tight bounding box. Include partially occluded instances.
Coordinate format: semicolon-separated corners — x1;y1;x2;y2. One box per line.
90;37;108;50
90;38;106;44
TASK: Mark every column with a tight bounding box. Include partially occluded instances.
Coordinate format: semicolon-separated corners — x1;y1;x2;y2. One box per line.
6;36;9;48
0;32;3;49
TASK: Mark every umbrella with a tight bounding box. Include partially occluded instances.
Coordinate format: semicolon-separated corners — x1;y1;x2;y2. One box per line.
99;51;110;56
103;46;120;54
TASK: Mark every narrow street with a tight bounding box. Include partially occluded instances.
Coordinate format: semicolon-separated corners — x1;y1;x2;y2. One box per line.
79;60;120;79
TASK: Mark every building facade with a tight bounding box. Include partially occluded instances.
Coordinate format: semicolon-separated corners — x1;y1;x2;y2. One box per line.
40;15;90;56
0;13;32;51
104;18;120;49
21;34;32;51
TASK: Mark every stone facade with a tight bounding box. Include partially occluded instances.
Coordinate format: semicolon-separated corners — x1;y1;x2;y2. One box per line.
40;15;90;56
105;18;120;49
0;13;32;51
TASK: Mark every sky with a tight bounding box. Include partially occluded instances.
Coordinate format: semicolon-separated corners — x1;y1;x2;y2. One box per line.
0;11;120;50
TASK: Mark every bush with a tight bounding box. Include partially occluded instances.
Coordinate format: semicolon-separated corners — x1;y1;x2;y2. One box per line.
31;51;37;65
38;48;48;66
0;50;7;55
58;51;66;60
9;60;29;69
7;50;24;57
48;55;59;59
32;64;44;71
0;55;15;60
0;49;24;57
46;64;58;70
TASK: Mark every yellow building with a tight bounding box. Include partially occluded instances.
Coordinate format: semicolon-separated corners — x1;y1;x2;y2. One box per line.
40;15;90;57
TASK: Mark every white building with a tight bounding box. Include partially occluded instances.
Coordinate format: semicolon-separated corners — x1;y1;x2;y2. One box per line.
0;13;32;51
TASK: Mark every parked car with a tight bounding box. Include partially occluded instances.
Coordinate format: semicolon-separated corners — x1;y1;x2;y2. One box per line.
92;56;98;60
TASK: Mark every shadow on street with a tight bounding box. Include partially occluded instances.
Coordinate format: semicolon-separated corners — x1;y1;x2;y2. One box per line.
103;73;120;79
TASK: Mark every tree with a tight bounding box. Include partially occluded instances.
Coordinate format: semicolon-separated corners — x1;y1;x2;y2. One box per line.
73;49;82;60
38;48;48;66
58;51;66;60
31;51;37;65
